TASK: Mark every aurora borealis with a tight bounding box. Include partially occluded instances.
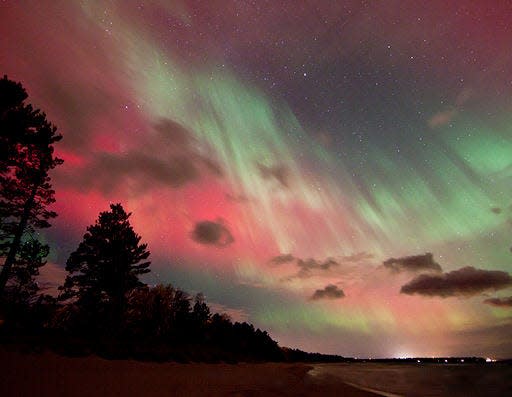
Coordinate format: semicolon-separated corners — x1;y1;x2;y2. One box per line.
1;1;512;358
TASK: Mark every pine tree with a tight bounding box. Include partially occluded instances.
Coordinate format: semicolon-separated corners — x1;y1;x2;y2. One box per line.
60;204;150;330
0;76;63;295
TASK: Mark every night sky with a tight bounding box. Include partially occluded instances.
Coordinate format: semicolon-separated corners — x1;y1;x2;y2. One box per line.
2;1;512;358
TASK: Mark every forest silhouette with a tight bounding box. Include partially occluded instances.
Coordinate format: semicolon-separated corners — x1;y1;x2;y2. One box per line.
0;76;346;363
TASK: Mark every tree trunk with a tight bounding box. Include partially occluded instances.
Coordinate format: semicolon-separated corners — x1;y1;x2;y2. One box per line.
0;186;36;296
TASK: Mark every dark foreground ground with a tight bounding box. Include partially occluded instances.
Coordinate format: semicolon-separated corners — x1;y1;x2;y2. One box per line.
0;347;375;397
2;347;511;396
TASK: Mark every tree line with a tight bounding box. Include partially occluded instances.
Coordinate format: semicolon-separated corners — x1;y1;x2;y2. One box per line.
0;76;350;363
0;75;287;362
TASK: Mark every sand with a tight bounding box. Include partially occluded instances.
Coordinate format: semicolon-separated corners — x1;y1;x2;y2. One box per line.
0;347;377;396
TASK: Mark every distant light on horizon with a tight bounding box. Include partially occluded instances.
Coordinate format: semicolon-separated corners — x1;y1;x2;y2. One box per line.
394;349;415;359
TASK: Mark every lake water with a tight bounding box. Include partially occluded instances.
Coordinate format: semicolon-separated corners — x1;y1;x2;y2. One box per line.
309;362;512;397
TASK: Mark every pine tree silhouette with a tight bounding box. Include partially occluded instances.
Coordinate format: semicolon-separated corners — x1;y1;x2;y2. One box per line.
60;204;150;332
0;76;63;296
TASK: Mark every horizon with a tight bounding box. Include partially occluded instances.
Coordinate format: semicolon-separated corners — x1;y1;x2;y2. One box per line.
1;1;511;358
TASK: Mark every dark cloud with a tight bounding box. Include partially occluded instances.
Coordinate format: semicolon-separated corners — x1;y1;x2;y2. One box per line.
483;297;512;307
153;119;191;146
151;118;224;179
491;207;502;214
279;252;373;280
311;284;345;300
297;258;315;269
191;220;234;247
400;266;512;298
384;252;442;273
298;258;340;271
257;163;290;188
295;258;341;278
77;152;199;191
56;118;223;193
269;254;295;265
298;258;332;270
319;258;339;270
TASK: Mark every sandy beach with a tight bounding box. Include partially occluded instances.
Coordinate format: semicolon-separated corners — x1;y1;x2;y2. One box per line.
0;347;377;397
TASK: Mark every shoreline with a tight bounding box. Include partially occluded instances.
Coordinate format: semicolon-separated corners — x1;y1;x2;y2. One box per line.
308;362;512;397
